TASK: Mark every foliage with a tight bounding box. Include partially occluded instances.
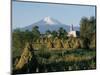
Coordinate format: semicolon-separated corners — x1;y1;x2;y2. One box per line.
80;16;96;38
12;26;40;57
80;16;96;48
58;27;67;39
51;30;58;39
32;26;40;42
23;30;33;42
45;30;51;35
12;29;25;50
89;33;96;48
12;29;26;58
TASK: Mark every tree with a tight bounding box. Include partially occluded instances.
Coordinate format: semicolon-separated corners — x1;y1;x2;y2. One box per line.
23;30;33;42
45;30;51;35
80;16;96;48
51;30;58;39
13;29;25;49
12;29;25;57
32;26;40;42
80;16;96;39
89;16;96;33
58;27;67;39
80;17;89;38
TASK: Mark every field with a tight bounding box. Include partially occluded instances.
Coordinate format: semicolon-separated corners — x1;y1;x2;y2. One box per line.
34;49;96;72
13;48;96;74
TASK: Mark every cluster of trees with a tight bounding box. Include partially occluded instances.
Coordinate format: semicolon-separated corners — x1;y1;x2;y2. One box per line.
80;16;96;48
12;26;40;57
80;16;96;38
45;27;67;39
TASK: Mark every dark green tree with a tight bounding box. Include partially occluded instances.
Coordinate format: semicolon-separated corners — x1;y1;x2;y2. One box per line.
32;26;40;42
51;30;58;39
80;16;96;39
45;30;51;35
80;16;96;48
23;30;33;42
12;29;25;57
58;27;67;39
80;17;89;38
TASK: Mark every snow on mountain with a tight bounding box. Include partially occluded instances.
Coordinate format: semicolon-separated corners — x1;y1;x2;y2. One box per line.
20;16;80;33
43;16;61;25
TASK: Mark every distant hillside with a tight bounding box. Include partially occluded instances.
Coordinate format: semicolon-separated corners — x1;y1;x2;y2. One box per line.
17;16;80;33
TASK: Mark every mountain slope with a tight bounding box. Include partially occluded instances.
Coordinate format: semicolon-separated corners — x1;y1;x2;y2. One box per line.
21;16;79;33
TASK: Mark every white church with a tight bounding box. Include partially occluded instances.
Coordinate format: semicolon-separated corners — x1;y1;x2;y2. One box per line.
67;24;80;37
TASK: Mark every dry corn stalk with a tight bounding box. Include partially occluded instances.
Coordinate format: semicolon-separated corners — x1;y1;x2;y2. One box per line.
55;39;63;48
47;40;54;48
15;43;33;70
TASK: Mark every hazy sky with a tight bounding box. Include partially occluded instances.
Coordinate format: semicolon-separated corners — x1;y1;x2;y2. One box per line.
12;1;96;29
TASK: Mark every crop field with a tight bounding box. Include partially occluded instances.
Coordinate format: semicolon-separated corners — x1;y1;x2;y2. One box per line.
13;48;96;74
34;49;96;72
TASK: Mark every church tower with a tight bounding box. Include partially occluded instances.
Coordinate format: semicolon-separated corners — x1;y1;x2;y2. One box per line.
70;24;74;31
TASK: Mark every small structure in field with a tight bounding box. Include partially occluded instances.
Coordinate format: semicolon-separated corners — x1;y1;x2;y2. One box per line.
67;24;80;37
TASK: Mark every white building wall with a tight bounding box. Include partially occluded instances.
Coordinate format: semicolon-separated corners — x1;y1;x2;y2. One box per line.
67;31;77;37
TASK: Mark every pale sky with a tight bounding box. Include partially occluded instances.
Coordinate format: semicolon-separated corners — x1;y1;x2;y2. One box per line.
12;1;96;29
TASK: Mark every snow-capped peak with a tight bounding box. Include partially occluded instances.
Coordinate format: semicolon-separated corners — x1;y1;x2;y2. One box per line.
43;16;60;25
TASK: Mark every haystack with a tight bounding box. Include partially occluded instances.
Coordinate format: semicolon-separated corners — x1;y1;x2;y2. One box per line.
44;38;48;43
73;39;81;49
55;39;63;48
15;43;33;70
47;40;54;48
63;41;70;49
